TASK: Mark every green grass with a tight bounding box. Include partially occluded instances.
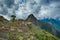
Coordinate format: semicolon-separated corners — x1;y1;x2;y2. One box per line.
0;21;60;40
27;23;60;40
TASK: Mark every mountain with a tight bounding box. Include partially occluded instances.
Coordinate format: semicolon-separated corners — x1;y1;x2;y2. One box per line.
0;16;8;22
0;15;60;40
0;16;8;27
26;14;60;38
41;18;60;31
26;14;42;26
0;20;59;40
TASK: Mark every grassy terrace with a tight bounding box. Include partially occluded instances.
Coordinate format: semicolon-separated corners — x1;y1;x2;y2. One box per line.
0;20;60;40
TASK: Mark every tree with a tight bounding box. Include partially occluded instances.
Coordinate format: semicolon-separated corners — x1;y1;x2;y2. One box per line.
11;15;16;22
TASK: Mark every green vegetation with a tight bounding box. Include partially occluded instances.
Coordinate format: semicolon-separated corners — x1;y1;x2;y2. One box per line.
26;14;60;38
0;16;60;40
11;15;16;22
27;23;59;40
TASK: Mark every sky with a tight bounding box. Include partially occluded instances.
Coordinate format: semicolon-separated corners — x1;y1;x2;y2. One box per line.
0;0;60;20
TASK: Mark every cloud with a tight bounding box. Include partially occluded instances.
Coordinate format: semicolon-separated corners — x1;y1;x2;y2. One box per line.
5;0;14;8
0;0;60;20
38;1;60;19
0;0;18;20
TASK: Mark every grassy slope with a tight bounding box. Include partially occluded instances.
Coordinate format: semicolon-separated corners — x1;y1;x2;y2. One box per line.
26;14;60;38
0;20;60;40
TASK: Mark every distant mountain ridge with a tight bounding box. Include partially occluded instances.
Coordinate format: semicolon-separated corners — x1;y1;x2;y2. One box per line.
26;14;60;38
41;18;60;30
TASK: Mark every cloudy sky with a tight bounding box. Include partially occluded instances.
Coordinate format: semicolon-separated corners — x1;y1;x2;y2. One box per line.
0;0;60;20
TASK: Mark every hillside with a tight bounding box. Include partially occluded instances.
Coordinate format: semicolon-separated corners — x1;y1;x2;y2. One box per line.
26;14;60;38
0;16;8;22
0;20;59;40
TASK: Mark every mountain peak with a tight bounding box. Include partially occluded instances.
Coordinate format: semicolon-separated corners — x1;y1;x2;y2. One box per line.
28;14;35;18
26;14;37;21
26;14;41;26
28;14;34;17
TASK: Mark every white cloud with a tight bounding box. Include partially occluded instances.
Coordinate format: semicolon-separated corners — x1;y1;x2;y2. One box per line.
0;0;60;20
38;2;60;19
